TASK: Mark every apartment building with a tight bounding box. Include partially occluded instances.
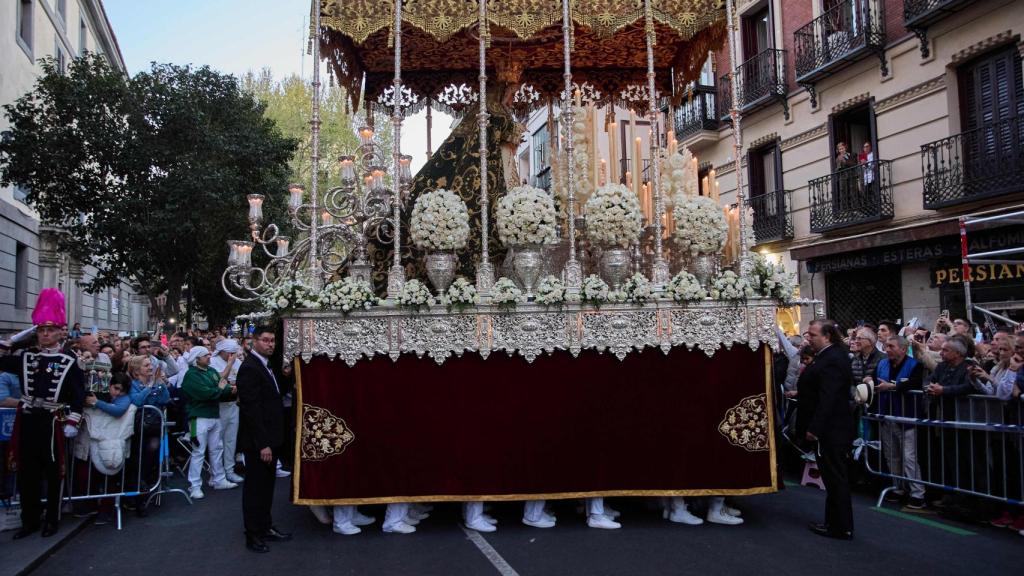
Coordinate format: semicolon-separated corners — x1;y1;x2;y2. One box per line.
1;0;149;333
673;0;1024;329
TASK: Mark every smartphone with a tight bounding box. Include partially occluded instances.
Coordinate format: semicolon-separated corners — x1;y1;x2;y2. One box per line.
940;309;950;319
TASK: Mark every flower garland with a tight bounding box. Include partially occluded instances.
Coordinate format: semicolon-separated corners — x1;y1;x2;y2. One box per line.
397;279;434;310
491;277;524;308
440;277;478;311
580;274;610;306
535;275;567;306
410;189;470;252
318;277;380;313
495;185;559;247
710;270;756;301
751;254;796;304
621;273;654;303
667;271;707;302
672;194;729;256
584;183;643;248
262;279;317;313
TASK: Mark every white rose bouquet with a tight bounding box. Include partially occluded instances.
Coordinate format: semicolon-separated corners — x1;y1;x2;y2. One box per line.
318;277;380;313
667;271;707;302
397;279;434;310
410;189;470;251
492;277;524;308
672;194;729;256
495;185;559;247
262;279;317;313
621;273;654;303
440;277;478;310
710;270;756;301
580;274;610;306
752;254;796;303
535;275;567;306
584;183;643;248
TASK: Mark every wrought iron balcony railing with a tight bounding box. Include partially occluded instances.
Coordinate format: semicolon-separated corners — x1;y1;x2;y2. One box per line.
750;189;794;244
534;168;551;192
921;116;1024;209
794;0;887;108
809;159;894;233
673;85;719;141
718;48;789;121
904;0;975;58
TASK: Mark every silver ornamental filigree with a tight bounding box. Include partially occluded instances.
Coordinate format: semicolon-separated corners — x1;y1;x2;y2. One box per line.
512;246;543;298
424;252;457;295
599;247;632;290
398;312;478;364
313;317;389;366
491;309;570;363
579;308;659;360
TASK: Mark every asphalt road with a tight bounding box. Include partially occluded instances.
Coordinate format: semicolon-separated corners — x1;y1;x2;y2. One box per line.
26;476;1020;576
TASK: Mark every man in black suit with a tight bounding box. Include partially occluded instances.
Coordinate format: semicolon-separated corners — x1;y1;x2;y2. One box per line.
236;325;291;553
801;319;855;540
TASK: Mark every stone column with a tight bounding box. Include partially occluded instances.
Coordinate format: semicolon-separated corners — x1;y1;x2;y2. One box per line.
37;226;62;291
67;259;84;328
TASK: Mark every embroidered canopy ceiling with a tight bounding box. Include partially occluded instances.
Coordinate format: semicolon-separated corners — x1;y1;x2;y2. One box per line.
318;0;727;116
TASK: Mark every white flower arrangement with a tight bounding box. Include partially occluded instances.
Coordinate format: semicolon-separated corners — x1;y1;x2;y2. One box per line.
580;274;610;306
440;277;479;310
752;254;796;303
663;148;699;200
262;279;317;313
318;277;380;313
491;277;524;308
495;185;559;247
667;271;707;302
410;189;470;252
710;270;756;301
584;183;643;248
535;275;567;306
621;273;654;303
397;279;434;310
672;194;729;256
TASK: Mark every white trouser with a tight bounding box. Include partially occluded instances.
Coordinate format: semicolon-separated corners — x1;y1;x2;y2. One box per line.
188;417;226;490
333;505;355;529
708;496;725;513
383;502;409;530
524;500;546;522
463;502;484;524
881;421;926;499
218;402;239;474
586;497;604;516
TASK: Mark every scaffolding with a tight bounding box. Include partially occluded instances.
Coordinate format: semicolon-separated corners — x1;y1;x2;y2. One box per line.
959;208;1024;326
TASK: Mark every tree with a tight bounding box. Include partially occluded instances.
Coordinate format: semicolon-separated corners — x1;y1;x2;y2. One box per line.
0;55;296;328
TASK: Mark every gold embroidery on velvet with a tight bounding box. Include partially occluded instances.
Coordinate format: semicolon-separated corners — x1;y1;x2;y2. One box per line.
718;393;770;452
301;405;356;461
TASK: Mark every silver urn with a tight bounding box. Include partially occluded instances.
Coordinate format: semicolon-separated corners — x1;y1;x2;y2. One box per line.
599;246;631;290
691;251;719;290
424;251;457;295
512;245;543;298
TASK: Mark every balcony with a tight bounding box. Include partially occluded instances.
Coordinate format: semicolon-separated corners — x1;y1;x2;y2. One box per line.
809;159;894;233
718;48;788;121
921;116;1024;209
673;85;719;148
750;190;794;244
794;0;887;108
904;0;975;58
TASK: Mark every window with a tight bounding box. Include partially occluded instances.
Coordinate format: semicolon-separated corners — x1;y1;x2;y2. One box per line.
56;0;67;25
533;124;550;172
79;16;88;54
55;40;67;74
15;244;29;310
17;0;33;57
741;5;773;60
747;140;782;199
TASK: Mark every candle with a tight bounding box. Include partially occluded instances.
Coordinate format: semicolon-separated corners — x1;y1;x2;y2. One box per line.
625;171;632;190
247;194;264;222
608;121;618;184
358;126;374;146
339;156;355;181
701;175;709;197
600;158;607;186
275;236;290;257
287;185;303;210
629;111;637;189
714;180;721;203
574;89;581;108
633;137;642;197
589;105;599;194
669;137;677;157
321;211;333;226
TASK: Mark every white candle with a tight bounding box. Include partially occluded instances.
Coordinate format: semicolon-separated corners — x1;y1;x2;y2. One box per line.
608;122;618;183
633;137;642;197
600;158;607;186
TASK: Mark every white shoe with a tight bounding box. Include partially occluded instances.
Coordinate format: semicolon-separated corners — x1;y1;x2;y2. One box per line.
310;505;331;525
482;514;498;526
383;522;416;534
668;509;704;525
722;505;742;518
411;503;433;513
189;488;205;500
211;480;238;490
542;511;557;523
226;472;245;484
604;506;621;519
352;511;376;526
466;517;497;532
407;509;430;521
587;514;621;529
333;522;361;535
404;516;420;526
706;509;744;525
275;468;292;478
522;517;556;528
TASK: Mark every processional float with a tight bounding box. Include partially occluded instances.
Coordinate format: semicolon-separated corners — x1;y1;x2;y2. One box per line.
222;0;822;505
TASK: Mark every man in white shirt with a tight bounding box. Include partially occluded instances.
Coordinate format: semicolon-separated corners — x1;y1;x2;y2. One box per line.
211;338;244;484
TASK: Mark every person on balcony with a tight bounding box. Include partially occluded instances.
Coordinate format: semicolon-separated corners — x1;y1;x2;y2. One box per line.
834;142;857;212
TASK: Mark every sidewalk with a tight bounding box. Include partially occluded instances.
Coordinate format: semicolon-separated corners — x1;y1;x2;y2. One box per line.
0;514;90;576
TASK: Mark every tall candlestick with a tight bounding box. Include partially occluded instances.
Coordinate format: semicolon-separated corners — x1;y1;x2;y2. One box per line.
633;136;642;197
590;105;599;195
625;171;633;190
608;121;618;183
600;158;607;186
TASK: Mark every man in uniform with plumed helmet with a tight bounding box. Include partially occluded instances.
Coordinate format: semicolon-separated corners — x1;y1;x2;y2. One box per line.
0;289;85;538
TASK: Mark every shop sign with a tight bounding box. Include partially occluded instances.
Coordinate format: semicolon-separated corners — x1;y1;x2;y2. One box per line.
931;262;1024;287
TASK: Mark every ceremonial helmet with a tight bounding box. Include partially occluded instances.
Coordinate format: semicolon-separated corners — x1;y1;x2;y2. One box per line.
32;288;67;328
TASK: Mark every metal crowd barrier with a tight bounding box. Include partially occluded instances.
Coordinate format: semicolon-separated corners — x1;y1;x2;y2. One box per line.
862;390;1023;508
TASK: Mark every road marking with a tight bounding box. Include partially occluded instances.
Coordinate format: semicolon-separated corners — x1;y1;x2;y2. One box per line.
461;526;521;576
870;507;976;536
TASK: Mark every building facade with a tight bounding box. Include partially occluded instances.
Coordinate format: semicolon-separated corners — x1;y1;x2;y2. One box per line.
0;0;149;334
674;0;1024;330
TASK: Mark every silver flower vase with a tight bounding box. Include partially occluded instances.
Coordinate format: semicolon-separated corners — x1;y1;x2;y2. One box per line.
424;251;456;295
512;245;543;298
599;246;631;290
691;251;719;290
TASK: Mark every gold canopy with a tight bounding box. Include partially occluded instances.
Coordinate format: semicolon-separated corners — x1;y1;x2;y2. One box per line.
318;0;727;115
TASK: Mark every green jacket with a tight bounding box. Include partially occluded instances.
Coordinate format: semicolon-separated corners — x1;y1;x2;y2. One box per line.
182;366;233;420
